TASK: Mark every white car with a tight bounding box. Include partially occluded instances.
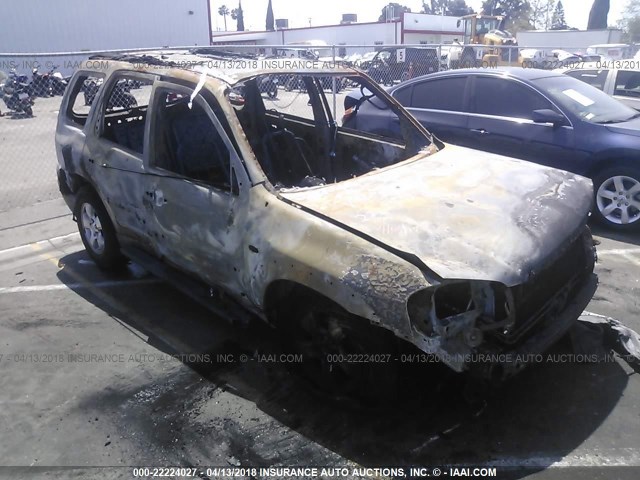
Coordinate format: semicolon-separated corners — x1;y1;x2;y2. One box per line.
557;63;640;111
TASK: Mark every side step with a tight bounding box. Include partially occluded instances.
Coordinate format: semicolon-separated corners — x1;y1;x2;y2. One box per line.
121;246;255;327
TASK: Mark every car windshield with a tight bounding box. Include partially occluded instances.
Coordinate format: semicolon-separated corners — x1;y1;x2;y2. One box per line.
535;75;638;124
228;73;432;189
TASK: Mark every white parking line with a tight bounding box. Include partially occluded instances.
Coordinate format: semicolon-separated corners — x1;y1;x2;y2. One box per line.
622;253;640;268
0;278;160;294
598;247;640;256
0;232;79;258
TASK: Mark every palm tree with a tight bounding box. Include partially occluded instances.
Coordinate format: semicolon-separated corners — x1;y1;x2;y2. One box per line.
218;5;230;31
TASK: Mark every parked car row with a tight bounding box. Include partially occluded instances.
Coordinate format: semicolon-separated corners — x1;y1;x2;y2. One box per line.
345;67;640;231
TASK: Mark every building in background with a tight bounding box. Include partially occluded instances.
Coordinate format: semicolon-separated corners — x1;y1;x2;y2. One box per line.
0;0;211;53
211;12;464;52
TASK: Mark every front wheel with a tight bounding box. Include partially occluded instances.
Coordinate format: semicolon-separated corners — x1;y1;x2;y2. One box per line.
75;189;127;270
282;296;398;403
593;166;640;231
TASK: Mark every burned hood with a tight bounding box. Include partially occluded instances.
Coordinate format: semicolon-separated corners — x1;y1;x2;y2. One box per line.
280;145;593;286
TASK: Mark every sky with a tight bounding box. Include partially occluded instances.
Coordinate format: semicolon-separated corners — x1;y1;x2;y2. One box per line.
210;0;628;32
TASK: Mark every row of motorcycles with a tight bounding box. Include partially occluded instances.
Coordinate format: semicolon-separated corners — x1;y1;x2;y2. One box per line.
1;66;69;117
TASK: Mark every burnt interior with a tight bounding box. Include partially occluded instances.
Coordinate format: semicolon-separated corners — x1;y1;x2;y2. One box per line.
230;74;431;188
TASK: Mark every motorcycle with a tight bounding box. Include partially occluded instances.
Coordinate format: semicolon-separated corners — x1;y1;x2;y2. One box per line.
82;78;137;109
30;67;53;97
31;66;68;97
49;66;69;95
2;70;35;116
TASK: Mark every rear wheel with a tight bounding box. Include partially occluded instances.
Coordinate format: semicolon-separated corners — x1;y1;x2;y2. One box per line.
75;189;127;270
593;166;640;231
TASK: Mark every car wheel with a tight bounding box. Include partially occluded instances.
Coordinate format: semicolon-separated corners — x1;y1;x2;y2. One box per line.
24;106;33;117
75;189;126;270
593;166;640;231
283;296;398;403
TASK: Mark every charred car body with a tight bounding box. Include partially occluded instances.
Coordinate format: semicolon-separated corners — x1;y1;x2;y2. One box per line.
55;51;597;387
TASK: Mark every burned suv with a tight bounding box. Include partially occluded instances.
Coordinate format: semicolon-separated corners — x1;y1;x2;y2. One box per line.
56;51;597;390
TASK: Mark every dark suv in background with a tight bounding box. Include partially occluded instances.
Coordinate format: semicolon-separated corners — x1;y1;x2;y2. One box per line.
366;47;440;85
345;68;640;231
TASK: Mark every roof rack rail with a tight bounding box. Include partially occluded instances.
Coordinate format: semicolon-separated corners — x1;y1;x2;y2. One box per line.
88;53;177;67
189;47;257;59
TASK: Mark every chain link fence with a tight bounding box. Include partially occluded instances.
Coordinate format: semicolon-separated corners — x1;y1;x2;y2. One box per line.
0;44;598;213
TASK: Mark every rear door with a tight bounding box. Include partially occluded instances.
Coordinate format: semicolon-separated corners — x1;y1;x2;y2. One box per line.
84;72;156;247
466;76;576;169
402;76;471;146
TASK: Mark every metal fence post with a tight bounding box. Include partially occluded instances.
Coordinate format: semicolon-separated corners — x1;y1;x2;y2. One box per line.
332;45;337;121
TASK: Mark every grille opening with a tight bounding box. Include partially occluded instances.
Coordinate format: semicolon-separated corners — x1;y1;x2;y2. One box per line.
434;283;473;320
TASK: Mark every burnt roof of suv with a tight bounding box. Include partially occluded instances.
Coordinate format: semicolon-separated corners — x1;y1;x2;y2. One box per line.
88;49;355;84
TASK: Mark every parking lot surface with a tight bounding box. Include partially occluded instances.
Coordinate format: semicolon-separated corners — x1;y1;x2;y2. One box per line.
0;207;639;480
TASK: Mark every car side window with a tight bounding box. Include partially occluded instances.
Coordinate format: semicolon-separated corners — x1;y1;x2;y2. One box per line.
393;85;412;106
65;73;105;126
152;90;231;191
99;75;154;155
565;70;608;90
410;77;467;111
614;71;640;98
473;77;553;120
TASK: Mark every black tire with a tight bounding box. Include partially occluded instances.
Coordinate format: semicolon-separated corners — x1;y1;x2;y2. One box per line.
592;166;640;231
24;106;33;117
75;189;127;270
280;293;398;403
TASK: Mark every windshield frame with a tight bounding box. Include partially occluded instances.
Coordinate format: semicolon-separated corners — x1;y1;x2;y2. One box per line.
226;71;434;190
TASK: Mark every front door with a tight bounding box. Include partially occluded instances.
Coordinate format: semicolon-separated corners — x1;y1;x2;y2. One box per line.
467;76;577;170
144;82;250;292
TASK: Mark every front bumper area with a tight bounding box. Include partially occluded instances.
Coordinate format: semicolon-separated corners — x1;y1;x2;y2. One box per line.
469;272;598;381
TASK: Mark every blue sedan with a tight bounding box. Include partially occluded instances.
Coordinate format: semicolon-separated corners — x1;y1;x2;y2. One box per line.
344;68;640;231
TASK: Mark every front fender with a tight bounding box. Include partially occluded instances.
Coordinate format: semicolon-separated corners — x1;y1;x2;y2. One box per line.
243;186;432;340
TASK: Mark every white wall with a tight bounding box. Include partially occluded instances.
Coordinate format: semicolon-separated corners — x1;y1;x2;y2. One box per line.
516;30;623;51
213;22;401;48
0;0;211;53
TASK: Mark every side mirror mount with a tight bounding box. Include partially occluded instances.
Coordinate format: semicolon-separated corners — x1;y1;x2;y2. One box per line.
532;109;566;127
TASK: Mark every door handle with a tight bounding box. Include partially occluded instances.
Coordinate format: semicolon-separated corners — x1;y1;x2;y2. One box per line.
470;128;489;135
144;190;166;207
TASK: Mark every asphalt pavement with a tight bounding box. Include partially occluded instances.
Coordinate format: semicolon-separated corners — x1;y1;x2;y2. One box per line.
1;89;640;480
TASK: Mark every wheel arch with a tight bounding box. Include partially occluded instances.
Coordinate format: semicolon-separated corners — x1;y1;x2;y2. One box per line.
585;150;640;179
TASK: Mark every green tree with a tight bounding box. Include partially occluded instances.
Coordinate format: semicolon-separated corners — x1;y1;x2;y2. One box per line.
378;3;412;21
588;0;610;30
421;0;473;16
231;1;245;31
551;1;569;29
530;0;555;29
618;0;640;41
218;4;230;31
481;0;533;32
266;0;275;31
